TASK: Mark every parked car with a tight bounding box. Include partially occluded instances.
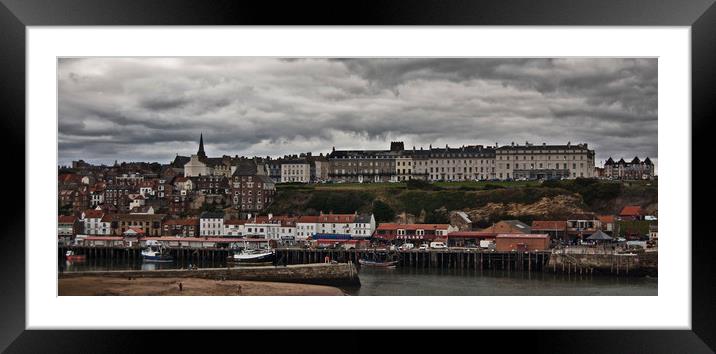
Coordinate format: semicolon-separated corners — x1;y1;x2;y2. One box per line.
399;243;414;251
418;244;429;251
430;241;447;249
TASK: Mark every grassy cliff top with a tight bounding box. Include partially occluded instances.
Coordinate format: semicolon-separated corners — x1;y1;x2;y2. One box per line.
268;179;658;225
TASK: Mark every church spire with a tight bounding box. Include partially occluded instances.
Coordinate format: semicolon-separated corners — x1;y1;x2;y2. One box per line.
197;133;206;158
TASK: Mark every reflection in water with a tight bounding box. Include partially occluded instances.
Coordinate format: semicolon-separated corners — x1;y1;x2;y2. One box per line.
345;267;657;296
141;263;157;271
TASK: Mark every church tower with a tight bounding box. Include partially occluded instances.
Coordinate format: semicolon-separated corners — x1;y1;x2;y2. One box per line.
197;133;207;159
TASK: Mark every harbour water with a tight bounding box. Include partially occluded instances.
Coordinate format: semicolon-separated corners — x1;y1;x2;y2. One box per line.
60;258;657;296
346;267;657;296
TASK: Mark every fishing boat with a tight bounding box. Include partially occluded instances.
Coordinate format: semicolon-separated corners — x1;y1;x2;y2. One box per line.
65;250;86;262
229;248;275;263
358;259;399;268
141;241;173;262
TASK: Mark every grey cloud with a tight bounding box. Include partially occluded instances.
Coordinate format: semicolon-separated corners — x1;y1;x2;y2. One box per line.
140;97;189;111
58;57;657;168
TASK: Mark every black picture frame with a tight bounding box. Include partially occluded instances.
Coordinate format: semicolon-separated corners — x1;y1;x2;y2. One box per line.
2;0;714;352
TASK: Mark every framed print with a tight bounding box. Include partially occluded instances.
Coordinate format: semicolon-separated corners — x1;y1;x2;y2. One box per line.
2;0;715;352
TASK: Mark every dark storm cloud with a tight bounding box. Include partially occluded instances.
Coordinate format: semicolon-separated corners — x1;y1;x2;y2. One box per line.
139;97;189;111
58;57;657;169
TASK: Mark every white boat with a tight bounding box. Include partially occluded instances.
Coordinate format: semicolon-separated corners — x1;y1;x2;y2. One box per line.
230;248;275;263
141;241;173;263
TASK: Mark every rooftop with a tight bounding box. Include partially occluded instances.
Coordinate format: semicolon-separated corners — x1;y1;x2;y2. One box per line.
377;223;450;231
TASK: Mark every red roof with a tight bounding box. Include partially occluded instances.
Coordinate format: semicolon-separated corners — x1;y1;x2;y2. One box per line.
126;227;146;234
316;239;367;244
448;231;497;238
598;215;616;223
496;233;549;239
83;210;104;219
531;221;566;231
619;206;643;217
252;215;297;226
377;223;450;231
59;174;81;183
58;215;76;223
297;215;320;223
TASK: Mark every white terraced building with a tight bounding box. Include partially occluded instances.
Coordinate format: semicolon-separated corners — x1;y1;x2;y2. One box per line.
200;211;225;236
327;141;597;182
495;142;595;180
417;144;496;181
280;161;311;183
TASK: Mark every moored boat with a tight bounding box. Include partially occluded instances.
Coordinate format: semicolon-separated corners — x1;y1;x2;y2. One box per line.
141;241;173;263
65;250;86;262
358;259;399;268
229;248;275;263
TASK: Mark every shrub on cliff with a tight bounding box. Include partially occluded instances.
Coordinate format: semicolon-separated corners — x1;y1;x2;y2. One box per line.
305;190;373;214
405;179;440;190
372;200;396;223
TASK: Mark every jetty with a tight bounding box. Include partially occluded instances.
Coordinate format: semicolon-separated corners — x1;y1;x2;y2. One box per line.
58;245;657;277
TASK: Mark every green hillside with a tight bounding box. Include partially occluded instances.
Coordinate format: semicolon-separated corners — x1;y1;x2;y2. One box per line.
266;178;658;224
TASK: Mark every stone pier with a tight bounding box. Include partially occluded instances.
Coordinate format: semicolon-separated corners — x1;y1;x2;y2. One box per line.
59;262;360;287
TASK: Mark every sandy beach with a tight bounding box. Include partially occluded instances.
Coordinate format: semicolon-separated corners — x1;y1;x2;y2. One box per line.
59;276;346;296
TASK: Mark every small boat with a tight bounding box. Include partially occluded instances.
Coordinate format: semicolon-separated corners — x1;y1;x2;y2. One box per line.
141;241;173;263
229;248;275;263
65;250;86;262
358;259;399;268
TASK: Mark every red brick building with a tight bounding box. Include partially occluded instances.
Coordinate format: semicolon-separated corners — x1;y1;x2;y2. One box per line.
162;218;200;237
447;231;496;247
108;213;166;236
374;223;455;243
495;234;550;252
531;220;567;241
230;161;276;213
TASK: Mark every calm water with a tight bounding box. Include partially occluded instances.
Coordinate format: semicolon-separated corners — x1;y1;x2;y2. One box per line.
60;259;657;296
346;267;657;296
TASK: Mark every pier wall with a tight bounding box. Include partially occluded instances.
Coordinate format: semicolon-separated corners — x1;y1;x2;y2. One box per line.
547;252;657;277
60;263;360;287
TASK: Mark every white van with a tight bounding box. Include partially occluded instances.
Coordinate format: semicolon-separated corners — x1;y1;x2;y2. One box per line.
479;240;494;249
430;241;447;249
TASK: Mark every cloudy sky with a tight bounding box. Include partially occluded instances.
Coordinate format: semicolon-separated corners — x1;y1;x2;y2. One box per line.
58;58;657;169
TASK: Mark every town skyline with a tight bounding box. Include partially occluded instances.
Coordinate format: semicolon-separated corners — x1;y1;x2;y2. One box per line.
59;135;657;175
58;57;658;169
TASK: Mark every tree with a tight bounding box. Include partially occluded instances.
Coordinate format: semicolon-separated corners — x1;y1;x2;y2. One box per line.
424;207;449;224
372;200;395;223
